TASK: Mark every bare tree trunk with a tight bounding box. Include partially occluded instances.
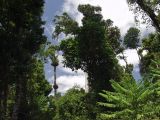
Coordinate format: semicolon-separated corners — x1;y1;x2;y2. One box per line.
53;66;57;95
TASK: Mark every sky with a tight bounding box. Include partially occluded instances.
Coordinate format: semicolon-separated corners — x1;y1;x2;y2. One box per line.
42;0;154;94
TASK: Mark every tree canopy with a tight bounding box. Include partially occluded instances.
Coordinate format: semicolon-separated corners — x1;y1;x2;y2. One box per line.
124;27;140;49
55;4;124;95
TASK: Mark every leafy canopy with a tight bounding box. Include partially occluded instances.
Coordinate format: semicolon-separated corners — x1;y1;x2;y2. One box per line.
54;4;123;94
124;27;140;49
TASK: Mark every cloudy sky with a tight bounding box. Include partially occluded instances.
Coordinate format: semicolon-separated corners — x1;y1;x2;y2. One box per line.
42;0;154;94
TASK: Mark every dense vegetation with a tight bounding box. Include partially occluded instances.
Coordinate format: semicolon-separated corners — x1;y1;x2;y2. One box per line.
0;0;160;120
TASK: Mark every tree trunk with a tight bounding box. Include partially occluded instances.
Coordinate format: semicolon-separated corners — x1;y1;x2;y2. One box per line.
0;83;8;120
12;75;28;120
3;82;8;119
0;66;9;120
54;66;57;95
0;89;5;120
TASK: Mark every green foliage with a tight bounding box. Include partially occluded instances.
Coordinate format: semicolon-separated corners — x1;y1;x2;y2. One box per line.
140;52;160;74
140;33;160;74
28;59;52;97
54;4;124;95
124;27;140;49
142;33;160;52
28;95;55;120
104;20;121;54
123;27;141;62
147;60;160;119
60;38;81;70
98;74;160;120
54;87;90;120
53;12;79;38
26;59;54;120
45;44;59;67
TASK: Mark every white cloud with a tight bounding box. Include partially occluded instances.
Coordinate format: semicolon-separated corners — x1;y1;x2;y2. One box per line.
62;0;155;35
118;49;141;80
119;49;140;65
56;75;85;94
62;0;135;35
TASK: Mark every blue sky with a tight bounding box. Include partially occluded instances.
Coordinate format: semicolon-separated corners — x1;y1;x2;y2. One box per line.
43;0;64;42
43;0;64;24
42;0;154;94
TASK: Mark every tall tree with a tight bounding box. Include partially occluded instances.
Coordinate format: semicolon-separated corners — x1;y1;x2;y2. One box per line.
0;0;15;118
54;4;123;95
45;45;59;96
0;0;46;119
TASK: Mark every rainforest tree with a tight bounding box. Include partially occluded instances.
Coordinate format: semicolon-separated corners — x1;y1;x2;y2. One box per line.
0;0;46;119
54;4;123;95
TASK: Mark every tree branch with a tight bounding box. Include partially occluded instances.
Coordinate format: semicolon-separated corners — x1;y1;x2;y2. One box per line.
136;0;160;32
